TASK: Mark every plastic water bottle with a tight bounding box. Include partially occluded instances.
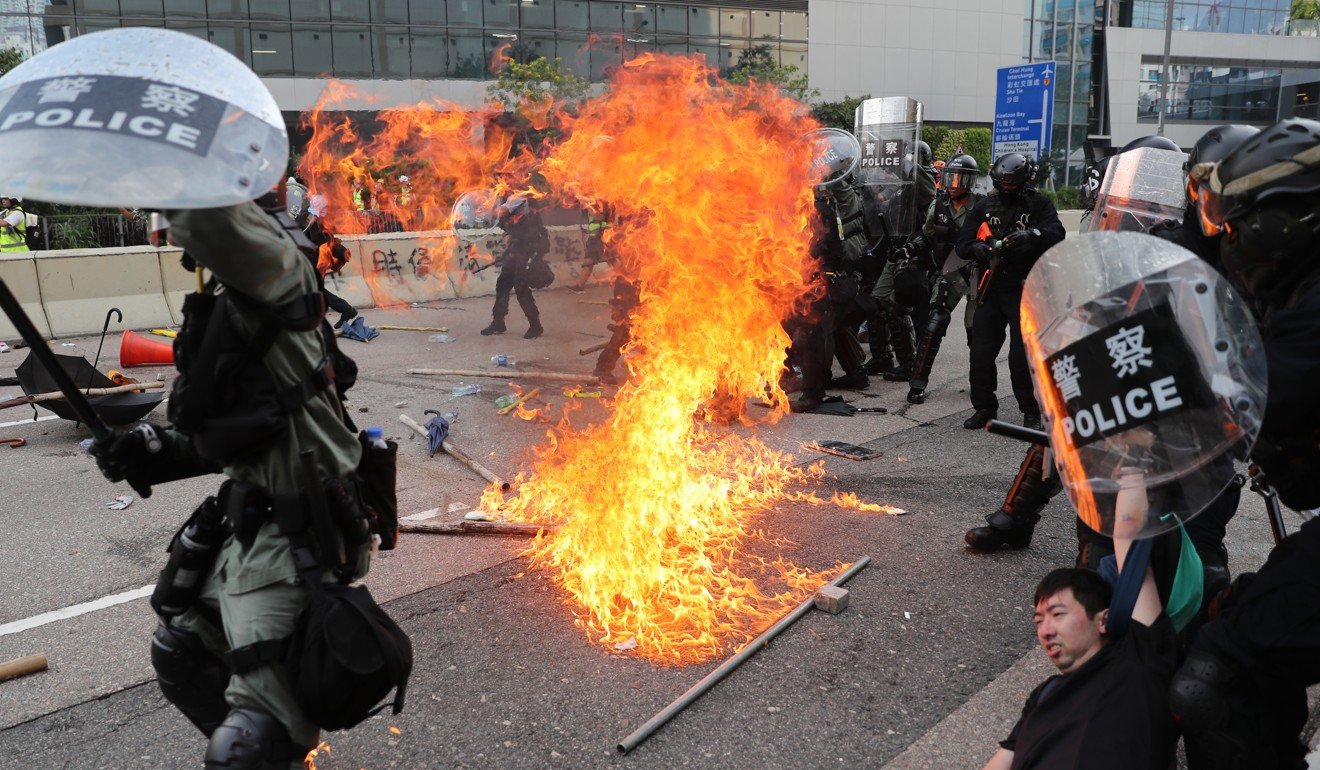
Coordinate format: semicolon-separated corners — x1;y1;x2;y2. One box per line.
366;426;388;450
491;353;514;367
429;333;454;343
494;394;518;410
451;383;482;397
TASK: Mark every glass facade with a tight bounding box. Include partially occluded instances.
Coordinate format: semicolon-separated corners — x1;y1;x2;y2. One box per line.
1022;0;1101;186
1137;63;1281;123
1128;0;1290;36
0;0;807;82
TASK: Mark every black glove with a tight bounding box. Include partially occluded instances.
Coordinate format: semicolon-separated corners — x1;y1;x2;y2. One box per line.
889;245;911;264
1002;228;1040;253
968;240;993;267
90;424;164;484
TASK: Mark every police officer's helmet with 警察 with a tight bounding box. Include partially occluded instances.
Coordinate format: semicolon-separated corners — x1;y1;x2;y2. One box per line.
804;127;861;192
0;27;287;209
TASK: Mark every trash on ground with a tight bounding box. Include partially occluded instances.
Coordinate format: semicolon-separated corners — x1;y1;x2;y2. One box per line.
451;384;482;397
394;400;408;408
614;638;639;652
562;386;602;398
0;437;26;448
79;438;94;453
106;494;134;510
491;354;514;367
338;317;380;342
463;510;493;522
809;441;882;461
0;341;9;353
428;334;455;343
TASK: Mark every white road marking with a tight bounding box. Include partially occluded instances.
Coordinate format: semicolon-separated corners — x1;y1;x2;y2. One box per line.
401;507;440;522
0;585;154;639
0;414;59;430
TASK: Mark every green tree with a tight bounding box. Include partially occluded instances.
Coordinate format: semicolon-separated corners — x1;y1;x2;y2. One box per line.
934;127;993;173
0;47;23;78
723;44;818;104
810;94;868;131
921;125;950;157
1291;0;1320;20
486;55;590;111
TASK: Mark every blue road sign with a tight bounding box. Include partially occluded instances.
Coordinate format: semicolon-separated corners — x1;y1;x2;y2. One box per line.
992;61;1056;163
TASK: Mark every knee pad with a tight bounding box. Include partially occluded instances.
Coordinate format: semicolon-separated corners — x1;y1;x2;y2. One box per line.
151;622;230;737
1169;648;1234;734
204;708;308;770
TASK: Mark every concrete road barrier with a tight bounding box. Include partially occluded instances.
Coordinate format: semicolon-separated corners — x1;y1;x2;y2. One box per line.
35;247;174;339
0;252;51;342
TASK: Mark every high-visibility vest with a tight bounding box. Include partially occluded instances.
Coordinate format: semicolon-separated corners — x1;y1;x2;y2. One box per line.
0;206;28;252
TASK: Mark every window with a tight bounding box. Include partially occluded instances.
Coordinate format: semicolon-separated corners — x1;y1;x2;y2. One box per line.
590;1;623;31
409;0;445;24
410;29;447;76
206;0;248;19
1138;63;1281;122
557;0;588;29
750;10;778;40
376;26;410;77
165;19;208;40
120;0;164;14
781;11;806;40
250;0;290;20
207;22;250;62
655;4;685;34
333;0;371;22
521;0;555;29
163;0;207;15
485;0;518;28
448;0;482;26
448;31;486;77
375;0;409;23
720;8;748;37
74;0;121;13
625;4;653;34
333;25;375;76
292;23;333;75
250;25;294;75
688;6;717;36
291;0;330;17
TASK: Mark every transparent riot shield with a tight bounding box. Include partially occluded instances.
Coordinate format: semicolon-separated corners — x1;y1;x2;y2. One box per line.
0;28;287;209
1022;232;1267;539
853;97;923;237
1088;147;1189;234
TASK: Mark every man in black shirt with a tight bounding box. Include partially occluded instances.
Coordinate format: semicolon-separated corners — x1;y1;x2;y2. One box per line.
984;566;1178;770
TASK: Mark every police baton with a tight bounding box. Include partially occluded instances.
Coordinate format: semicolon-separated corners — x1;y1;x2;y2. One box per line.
985;419;1048;446
0;278;154;498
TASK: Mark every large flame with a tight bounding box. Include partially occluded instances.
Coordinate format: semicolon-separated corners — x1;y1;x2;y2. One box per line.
479;54;838;664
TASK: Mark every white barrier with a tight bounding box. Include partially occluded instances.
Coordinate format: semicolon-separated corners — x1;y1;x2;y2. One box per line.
0;252;50;342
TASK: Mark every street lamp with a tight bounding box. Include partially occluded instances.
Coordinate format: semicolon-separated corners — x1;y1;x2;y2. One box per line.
1157;0;1175;136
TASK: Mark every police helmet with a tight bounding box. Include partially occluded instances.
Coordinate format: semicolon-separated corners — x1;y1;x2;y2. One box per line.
941;153;979;198
399;175;410;183
1185;124;1260;221
990;153;1033;195
915;140;933;168
1196;118;1320;298
499;194;531;220
1119;135;1181;154
1;194;20;203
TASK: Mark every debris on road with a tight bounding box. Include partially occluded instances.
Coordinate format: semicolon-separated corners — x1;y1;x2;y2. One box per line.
0;653;48;683
614;638;638;652
0;437;25;448
410;367;600;384
813;586;850;614
106;494;133;510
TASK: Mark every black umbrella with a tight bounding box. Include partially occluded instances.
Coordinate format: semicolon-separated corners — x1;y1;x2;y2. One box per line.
15;351;165;426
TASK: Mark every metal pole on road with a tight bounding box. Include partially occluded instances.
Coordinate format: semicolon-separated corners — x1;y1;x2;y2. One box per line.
616;555;872;755
1157;0;1176;136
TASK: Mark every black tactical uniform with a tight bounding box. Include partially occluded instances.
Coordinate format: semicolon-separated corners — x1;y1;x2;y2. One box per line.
482;197;549;339
955;154;1064;429
1168;120;1320;770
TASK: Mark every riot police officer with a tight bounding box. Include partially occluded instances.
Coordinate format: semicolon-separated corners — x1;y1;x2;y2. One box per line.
1169;119;1320;770
481;194;549;339
902;153;982;404
0;28;406;768
955;153;1065;430
866;140;938;381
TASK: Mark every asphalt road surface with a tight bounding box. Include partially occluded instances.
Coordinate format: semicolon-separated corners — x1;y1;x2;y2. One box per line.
0;283;1286;769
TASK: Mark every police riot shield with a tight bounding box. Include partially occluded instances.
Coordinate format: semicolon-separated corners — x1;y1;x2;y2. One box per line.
450;188;500;235
853;97;923;237
1022;232;1267;539
0;28;287;209
805;128;861;191
1087;148;1188;234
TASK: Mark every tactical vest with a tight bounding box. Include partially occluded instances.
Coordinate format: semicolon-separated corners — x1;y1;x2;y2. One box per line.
981;192;1034;241
168;206;358;465
814;185;869;269
931;195;972;265
0;206;27;252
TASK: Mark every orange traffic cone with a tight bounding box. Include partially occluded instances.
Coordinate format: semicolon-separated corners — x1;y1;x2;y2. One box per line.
119;330;174;367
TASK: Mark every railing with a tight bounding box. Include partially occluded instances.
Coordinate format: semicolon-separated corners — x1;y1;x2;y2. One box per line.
32;214;149;251
1287;19;1320;37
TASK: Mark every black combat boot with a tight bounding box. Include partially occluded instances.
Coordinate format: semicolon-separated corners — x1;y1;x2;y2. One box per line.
966;443;1052;552
829;370;869;389
962;408;997;429
481;319;506;336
